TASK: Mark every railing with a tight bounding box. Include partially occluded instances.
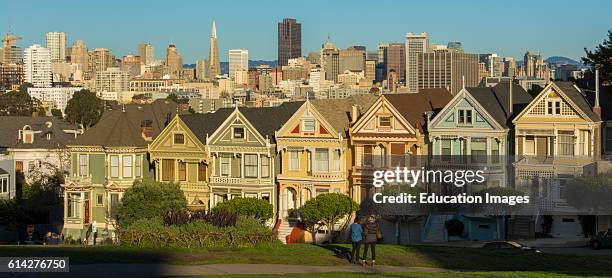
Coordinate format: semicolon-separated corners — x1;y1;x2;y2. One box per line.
310;172;344;179
179;182;208;191
209;176;273;185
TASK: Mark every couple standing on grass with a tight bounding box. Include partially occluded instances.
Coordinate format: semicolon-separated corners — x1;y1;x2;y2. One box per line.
349;215;381;267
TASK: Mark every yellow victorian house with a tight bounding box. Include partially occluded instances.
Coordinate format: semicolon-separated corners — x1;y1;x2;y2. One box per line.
148;110;232;210
275;95;377;243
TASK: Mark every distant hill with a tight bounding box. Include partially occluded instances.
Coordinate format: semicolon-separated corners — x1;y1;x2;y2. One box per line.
545;56;587;68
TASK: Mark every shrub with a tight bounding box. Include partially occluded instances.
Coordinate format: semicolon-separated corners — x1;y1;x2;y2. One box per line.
445;219;464;237
162;210;238;227
118;180;187;227
212;197;273;221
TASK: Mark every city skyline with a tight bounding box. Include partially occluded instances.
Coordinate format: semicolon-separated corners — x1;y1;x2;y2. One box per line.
1;0;610;62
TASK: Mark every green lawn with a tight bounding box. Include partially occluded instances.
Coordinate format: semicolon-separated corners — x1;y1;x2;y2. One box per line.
1;243;611;273
174;272;612;278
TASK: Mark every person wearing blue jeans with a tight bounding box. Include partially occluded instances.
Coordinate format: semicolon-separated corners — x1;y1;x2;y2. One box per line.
349;219;363;264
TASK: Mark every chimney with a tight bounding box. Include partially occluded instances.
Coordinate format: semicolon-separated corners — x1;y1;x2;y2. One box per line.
351;105;359;124
594;67;601;117
509;76;515;115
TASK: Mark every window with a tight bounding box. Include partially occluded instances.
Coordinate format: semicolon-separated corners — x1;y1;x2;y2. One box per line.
162;159;175;181
491;139;500;163
378;116;391;128
332;149;341;171
558;131;575;156
79;154;88;176
67;193;80;218
289;151;299;170
261;156;270;178
471;138;487;163
198;162;206;181
110;155;119;178
178;161;187;181
122;155;133;178
458;109;473;125
316;188;329;196
261;193;270;202
607;127;612;153
441;139;452;161
233;127;245;139
245;154;258;178
524;136;535;155
363;145;373;166
315;148;329;172
547;100;561;115
220;155;230;176
302;119;315;132
96;194;104;206
135;155;142;178
0;176;8;193
109;193;119;219
174;133;185;144
578;130;590;156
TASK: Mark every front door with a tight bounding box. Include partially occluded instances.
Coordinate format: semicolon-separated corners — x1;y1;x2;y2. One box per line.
84;199;90;223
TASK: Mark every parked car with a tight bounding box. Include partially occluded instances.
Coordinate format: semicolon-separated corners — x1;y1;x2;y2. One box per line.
482;241;542;253
590;228;612;250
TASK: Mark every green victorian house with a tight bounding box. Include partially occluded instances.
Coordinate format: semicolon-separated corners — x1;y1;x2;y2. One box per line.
62;100;177;242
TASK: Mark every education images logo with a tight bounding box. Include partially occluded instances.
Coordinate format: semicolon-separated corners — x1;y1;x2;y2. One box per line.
371;167;530;205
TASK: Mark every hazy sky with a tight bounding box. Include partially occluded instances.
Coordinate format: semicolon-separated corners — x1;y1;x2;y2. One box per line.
2;0;610;62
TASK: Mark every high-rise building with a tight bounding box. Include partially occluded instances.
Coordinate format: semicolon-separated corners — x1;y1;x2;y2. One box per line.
165;44;183;78
94;67;129;92
320;40;339;82
386;43;405;83
503;57;517;77
405;32;429;93
229;49;249;80
0;64;24;91
70;40;89;74
488;54;504;77
90;48;113;74
415;51;478;95
522;51;551;80
365;60;376;83
208;21;221;78
121;55;141;77
138;43;154;65
24;44;52;88
339;46;366;73
196;59;210;80
45;32;66;62
447;41;463;53
277;18;302;67
2;32;23;65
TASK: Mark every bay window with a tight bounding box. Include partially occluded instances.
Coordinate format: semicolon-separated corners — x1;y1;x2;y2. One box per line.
315;148;329;172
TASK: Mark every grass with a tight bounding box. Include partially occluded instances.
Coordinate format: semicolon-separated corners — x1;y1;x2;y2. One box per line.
172;272;612;278
1;243;611;273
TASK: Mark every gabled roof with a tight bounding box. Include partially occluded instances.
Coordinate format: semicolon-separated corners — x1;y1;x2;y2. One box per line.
239;101;304;140
0;116;79;149
553;81;601;122
467;82;532;128
310;94;378;134
180;109;233;142
384;89;453;132
70;99;179;147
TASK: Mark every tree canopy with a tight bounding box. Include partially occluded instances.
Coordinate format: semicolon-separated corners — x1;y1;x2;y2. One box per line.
582;29;612;85
64;89;104;129
564;175;612;214
0;90;44;116
299;193;359;244
117;180;187;227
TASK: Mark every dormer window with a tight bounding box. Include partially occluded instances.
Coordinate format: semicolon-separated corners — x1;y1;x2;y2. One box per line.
378;116;392;128
173;133;185;144
233;127;245;139
458;109;473;125
301;119;315;133
24;132;33;144
547;100;561;115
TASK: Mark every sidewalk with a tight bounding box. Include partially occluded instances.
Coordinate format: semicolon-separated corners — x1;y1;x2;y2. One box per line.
12;263;449;277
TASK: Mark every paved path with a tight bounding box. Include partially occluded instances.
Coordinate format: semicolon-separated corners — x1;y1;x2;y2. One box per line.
9;263;449;277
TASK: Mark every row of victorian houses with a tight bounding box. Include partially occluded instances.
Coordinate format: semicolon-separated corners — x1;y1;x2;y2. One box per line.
1;81;611;244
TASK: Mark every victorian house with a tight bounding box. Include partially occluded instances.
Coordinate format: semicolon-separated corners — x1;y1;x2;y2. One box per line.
513;81;602;238
275;96;376;242
62;100;177;241
426;82;532;241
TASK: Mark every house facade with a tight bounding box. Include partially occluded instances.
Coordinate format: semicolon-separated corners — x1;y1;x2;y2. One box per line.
62;100;177;241
513;81;602;238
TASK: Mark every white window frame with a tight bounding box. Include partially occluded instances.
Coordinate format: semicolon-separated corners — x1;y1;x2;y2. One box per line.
0;175;8;193
78;154;88;177
135;155;142;178
244;154;258;178
315;148;329;172
220;155;231;176
301;119;315;133
122;155;133;178
457;109;473;125
261;156;270;178
110;155;119;178
289;150;300;171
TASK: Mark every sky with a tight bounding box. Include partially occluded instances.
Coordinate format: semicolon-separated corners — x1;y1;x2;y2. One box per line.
1;0;611;63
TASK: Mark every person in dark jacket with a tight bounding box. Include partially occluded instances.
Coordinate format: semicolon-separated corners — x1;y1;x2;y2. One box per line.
362;215;380;266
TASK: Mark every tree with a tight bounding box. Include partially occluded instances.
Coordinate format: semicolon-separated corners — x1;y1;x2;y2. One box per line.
582;29;612;85
19;82;33;94
299;193;359;244
564;175;612;214
166;93;179;104
50;109;63;119
212;197;273;222
527;84;543;98
64;89;103;129
117;180;187;227
0;90;44;116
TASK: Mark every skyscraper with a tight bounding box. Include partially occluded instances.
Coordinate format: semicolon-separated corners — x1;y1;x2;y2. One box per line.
405;32;429;93
339;46;366;73
208;21;221;78
229;49;249;80
24;44;52;88
138;43;154;65
415;51;478;95
70;40;89;75
320;40;339;82
386;43;405;83
2;32;23;65
45;32;66;62
166;44;183;78
90;48;113;74
277;18;301;67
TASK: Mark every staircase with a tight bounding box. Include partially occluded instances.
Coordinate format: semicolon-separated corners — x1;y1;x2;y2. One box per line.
277;219;293;244
507;215;535;239
421;215;451;242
